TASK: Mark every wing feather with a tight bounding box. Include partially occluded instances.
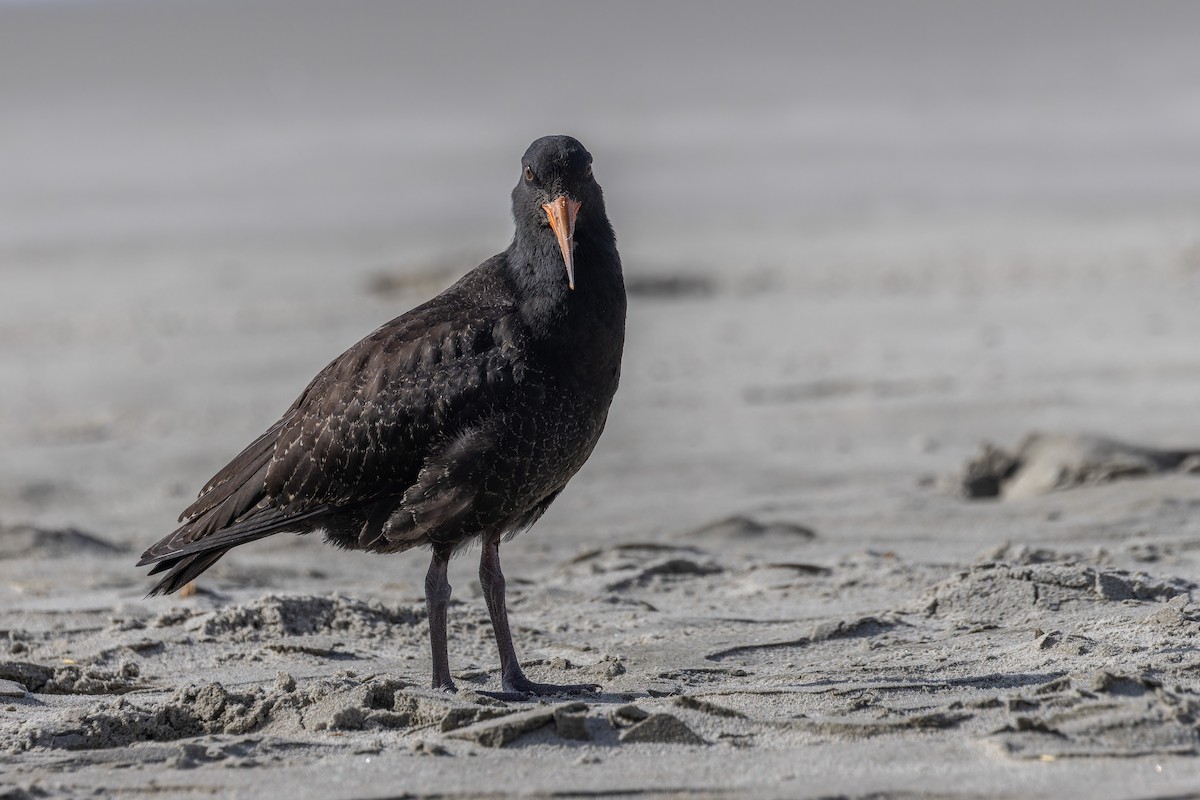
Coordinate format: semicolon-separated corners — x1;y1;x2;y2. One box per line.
140;273;526;569
264;306;527;515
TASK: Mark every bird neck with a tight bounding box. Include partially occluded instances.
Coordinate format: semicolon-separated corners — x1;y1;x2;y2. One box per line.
505;227;623;341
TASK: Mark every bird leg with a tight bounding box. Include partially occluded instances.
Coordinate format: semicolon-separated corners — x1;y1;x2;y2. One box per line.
479;533;599;698
425;545;456;692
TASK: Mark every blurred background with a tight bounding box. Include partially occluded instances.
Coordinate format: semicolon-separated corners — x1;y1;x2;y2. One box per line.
3;1;1200;255
1;0;1199;565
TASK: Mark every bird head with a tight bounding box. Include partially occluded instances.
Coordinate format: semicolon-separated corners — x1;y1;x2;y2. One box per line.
511;135;606;291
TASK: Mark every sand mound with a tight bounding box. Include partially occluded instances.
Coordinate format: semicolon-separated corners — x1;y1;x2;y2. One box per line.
993;672;1200;758
921;562;1193;623
186;594;423;643
0;661;143;695
12;674;523;752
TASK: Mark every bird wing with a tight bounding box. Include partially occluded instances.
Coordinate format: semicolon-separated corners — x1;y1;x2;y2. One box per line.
265;299;530;512
139;282;531;565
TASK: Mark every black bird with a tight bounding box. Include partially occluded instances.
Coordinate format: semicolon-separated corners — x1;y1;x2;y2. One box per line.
138;135;626;697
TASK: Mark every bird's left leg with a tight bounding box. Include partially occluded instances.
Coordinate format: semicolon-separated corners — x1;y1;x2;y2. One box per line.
478;532;599;698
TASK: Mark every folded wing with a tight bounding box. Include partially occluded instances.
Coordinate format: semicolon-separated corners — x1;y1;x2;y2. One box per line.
138;288;529;574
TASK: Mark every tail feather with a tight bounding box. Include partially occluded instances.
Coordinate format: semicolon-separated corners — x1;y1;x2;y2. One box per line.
147;549;229;596
139;506;333;596
137;505;331;567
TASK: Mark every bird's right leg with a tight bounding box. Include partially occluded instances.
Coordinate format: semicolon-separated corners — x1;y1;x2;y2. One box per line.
425;544;456;692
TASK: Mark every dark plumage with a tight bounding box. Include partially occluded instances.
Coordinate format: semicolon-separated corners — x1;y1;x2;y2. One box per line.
138;135;626;696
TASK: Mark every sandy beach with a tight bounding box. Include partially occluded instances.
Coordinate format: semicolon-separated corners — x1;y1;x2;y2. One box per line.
4;2;1200;797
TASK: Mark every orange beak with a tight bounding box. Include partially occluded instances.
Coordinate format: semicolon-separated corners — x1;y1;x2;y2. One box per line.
541;195;581;290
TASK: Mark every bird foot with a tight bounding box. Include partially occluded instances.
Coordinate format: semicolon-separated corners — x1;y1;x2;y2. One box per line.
481;675;600;701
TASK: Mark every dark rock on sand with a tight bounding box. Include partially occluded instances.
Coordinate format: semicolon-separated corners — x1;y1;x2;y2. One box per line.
0;523;127;558
953;433;1200;499
681;515;816;544
624;273;716;299
673;695;746;719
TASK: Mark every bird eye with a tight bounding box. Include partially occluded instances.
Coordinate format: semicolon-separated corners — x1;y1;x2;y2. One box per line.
524;165;536;182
